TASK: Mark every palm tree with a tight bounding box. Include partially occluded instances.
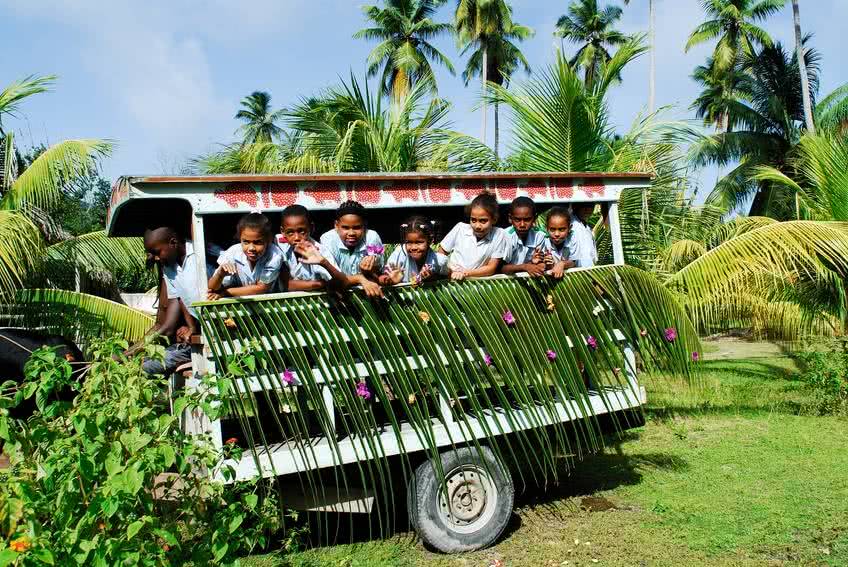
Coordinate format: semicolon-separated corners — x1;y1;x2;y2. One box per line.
0;76;151;343
686;0;784;131
623;0;656;112
234;91;285;145
691;56;745;131
554;0;629;90
354;0;455;101
199;75;490;174
689;39;819;216
791;0;815;134
458;1;533;157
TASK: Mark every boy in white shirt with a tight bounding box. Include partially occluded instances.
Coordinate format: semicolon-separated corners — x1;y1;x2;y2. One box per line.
319;200;383;297
438;192;510;280
502;196;547;277
277;205;349;292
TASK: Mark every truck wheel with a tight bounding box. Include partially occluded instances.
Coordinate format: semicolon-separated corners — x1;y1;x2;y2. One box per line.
408;446;514;553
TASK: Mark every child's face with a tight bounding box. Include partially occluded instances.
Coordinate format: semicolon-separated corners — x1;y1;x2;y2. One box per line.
240;227;268;263
335;214;366;249
508;205;535;239
547;215;571;246
282;215;311;246
575;203;595;224
469;206;495;239
144;236;179;267
405;231;430;263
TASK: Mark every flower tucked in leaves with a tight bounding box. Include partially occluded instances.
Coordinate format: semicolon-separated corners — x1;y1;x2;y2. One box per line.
612;367;621;376
664;327;678;342
281;404;292;414
408;393;417;404
223;317;237;329
224;437;238;445
10;537;31;552
639;328;648;337
366;244;385;256
502;310;516;326
546;294;556;312
483;353;494;367
546;350;557;361
692;351;700;362
586;336;598;350
356;380;372;400
418;311;431;324
282;368;296;385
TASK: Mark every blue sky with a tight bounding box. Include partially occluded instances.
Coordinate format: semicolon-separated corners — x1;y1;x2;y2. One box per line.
3;0;847;193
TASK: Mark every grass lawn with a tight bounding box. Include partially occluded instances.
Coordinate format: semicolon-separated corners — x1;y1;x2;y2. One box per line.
247;340;848;566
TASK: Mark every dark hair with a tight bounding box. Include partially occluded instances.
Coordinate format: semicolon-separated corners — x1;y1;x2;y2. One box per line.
335;200;367;222
236;212;273;243
466;191;499;222
282;204;311;224
400;215;435;243
144;226;182;244
546;206;571;226
510;196;536;216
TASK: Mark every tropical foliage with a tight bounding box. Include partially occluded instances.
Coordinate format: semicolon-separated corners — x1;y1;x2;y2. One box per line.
0;76;150;345
554;0;629;90
235;91;286;144
354;0;455;99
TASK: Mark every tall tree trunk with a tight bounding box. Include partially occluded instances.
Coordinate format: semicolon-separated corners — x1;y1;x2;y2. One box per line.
648;0;655;112
494;99;499;159
481;47;488;144
792;0;815;134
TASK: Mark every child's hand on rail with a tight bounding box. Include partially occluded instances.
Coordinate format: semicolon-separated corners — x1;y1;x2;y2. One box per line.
361;279;384;298
295;242;324;265
216;262;238;276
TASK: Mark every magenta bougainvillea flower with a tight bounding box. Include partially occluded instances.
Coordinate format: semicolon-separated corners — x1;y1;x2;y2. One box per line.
502;310;516;326
366;244;385;256
356;380;372;400
692;351;700;362
586;336;598;350
282;368;296;385
546;350;557;361
483;353;494;367
664;327;678;342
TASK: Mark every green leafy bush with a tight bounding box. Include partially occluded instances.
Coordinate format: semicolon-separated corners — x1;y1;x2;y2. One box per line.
796;338;848;416
0;338;282;566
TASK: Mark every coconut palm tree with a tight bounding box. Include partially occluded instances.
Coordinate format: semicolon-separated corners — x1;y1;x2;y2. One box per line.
554;0;629;90
458;1;533;158
689;38;819;216
0;76;151;343
234;91;285;145
691;56;744;131
623;0;657;112
791;0;815;133
354;0;455;101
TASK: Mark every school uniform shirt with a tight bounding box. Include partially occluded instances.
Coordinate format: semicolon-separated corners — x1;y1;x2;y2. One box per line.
439;222;510;271
218;242;284;289
163;240;217;318
567;215;598;268
385;245;446;283
504;227;546;265
543;237;570;262
278;238;334;282
319;229;384;276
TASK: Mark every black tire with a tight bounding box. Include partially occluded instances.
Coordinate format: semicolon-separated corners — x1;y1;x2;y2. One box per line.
407;446;514;553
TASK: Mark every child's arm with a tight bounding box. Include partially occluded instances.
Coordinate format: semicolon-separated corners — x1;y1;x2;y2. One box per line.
461;258;501;278
207;262;235;294
211;282;272;298
501;261;546;277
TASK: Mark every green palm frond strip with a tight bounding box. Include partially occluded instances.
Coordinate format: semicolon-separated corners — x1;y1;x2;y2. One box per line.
195;266;696;530
0;288;154;347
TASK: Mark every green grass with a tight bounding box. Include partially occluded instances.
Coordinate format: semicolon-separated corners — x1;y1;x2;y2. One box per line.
245;345;848;566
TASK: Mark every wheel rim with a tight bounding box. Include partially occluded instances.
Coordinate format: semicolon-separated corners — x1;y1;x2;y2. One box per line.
437;464;498;534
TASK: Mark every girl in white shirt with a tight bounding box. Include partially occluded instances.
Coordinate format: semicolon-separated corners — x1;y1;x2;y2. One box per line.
438;191;510;281
208;213;283;299
380;215;445;285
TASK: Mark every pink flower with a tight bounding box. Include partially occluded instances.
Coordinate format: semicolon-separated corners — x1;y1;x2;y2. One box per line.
586;336;598;350
483;353;494;367
502;310;516;326
366;244;385;256
664;327;678;342
356;380;372;400
282;368;296;385
692;351;700;362
546;350;557;361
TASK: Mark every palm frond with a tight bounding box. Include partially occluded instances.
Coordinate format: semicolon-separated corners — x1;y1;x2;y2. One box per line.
0;288;154;347
0;211;44;296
